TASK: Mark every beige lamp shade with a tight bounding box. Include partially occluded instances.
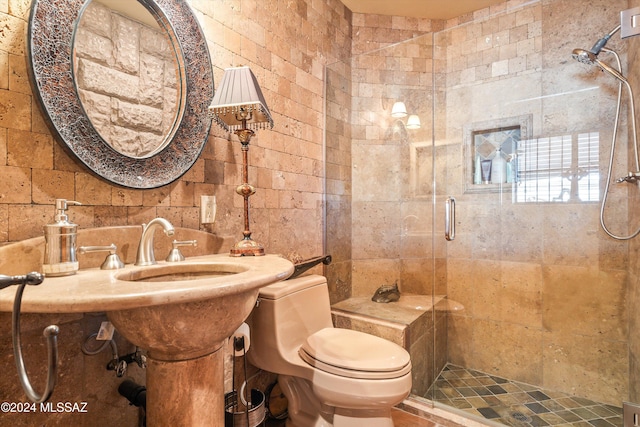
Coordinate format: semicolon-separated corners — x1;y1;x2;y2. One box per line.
209;66;274;131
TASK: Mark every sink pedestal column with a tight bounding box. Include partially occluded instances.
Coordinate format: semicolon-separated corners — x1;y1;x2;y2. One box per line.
146;348;224;426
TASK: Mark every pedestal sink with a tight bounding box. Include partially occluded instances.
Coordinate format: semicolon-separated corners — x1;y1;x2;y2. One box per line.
0;252;294;427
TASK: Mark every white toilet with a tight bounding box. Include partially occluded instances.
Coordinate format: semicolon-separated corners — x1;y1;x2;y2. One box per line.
247;275;412;427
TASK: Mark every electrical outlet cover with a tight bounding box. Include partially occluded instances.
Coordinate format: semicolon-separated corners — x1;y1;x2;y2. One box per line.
200;195;217;224
624;401;640;427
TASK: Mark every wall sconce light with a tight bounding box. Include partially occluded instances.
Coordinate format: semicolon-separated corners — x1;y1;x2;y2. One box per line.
406;114;421;130
391;101;408;118
208;66;274;256
391;101;420;129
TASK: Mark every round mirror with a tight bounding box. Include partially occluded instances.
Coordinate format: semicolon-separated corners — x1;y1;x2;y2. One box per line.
73;0;184;159
27;0;213;189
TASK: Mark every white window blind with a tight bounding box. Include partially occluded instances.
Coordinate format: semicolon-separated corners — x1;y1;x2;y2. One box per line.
515;132;599;203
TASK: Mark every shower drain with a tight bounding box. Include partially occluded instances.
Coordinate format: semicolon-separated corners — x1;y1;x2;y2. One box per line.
510;411;533;423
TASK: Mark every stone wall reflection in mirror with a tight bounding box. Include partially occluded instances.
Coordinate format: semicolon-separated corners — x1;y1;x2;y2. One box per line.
28;0;213;189
74;0;182;158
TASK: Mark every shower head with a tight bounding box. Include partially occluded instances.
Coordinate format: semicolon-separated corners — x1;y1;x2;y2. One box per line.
572;47;628;83
572;48;597;65
571;25;627;82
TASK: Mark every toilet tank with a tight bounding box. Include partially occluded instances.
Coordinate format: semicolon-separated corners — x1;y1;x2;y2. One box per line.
249;275;333;372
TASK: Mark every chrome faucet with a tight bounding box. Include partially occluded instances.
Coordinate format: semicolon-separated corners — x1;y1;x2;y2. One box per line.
135;218;175;266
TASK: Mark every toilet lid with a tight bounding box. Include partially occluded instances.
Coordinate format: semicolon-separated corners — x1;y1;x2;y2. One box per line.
299;328;411;380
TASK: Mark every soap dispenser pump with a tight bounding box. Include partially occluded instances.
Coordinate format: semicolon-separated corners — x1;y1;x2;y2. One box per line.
43;199;81;277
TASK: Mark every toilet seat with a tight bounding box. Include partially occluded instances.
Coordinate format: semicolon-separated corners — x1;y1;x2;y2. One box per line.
299;328;411;380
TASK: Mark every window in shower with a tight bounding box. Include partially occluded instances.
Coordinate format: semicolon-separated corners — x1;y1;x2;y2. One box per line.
515;132;600;203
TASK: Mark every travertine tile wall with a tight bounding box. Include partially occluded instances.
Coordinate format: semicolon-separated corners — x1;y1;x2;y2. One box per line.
628;0;640;406
327;0;633;408
0;0;351;424
346;10;439;299
325;8;441;304
325;13;440;302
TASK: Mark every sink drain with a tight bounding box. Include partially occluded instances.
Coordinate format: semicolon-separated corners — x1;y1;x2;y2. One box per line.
511;411;532;423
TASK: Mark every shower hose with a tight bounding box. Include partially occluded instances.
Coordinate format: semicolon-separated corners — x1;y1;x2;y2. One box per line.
599;47;640;240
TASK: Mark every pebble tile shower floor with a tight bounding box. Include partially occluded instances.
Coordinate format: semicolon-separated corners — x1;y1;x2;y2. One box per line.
427;364;623;427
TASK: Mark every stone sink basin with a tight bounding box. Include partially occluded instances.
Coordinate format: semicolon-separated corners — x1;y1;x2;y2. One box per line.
0;226;295;426
106;257;293;361
117;263;246;282
0;254;293;360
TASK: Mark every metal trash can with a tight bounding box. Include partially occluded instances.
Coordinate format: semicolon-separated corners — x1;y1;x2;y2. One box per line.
224;388;265;427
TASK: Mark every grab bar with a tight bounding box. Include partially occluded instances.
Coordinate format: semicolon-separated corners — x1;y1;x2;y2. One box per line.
445;197;456;241
288;255;332;279
4;272;59;403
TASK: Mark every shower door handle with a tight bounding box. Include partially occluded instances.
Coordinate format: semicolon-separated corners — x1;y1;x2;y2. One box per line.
445;197;456;241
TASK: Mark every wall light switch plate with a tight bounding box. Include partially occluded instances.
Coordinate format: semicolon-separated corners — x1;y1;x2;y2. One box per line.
200;195;217;224
621;7;640;39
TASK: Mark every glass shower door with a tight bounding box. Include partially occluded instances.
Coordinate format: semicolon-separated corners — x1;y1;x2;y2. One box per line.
324;32;440;398
428;1;628;426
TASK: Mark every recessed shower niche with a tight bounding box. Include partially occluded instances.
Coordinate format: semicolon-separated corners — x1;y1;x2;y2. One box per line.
463;115;532;193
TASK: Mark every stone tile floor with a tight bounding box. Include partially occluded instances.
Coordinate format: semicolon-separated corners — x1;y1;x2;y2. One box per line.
427;364;623;427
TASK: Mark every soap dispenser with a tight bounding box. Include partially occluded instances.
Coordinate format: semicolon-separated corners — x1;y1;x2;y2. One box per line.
43;199;81;277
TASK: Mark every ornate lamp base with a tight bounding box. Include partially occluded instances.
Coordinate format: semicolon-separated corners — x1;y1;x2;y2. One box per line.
230;238;265;257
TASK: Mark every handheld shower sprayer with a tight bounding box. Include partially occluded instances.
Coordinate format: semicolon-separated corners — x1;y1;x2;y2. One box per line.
572;48;628;82
572;23;640;240
571;25;626;82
